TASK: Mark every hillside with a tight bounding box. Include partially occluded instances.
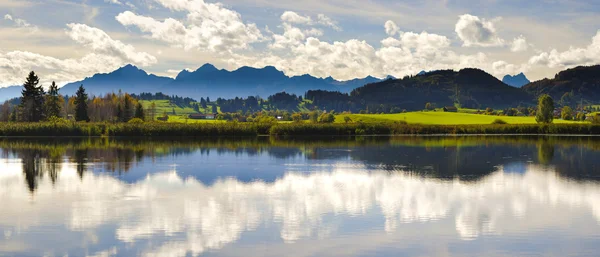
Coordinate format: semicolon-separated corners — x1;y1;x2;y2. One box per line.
523;65;600;102
349;68;533;111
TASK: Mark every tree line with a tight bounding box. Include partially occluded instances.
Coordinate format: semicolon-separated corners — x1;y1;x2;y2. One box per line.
0;71;145;122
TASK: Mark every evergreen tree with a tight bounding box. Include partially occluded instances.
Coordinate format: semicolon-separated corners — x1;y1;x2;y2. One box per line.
45;81;62;118
116;103;124;122
74;85;89;122
19;71;45;122
134;102;145;121
211;104;217;114
123;95;133;121
10;108;17;122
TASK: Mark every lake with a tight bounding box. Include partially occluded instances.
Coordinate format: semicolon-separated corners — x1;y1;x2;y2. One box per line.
1;136;600;257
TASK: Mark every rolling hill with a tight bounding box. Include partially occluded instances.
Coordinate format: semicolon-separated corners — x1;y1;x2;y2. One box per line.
349;68;533;110
522;65;600;102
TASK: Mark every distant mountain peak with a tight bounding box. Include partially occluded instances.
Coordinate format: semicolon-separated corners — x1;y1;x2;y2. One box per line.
112;64;147;76
502;72;530;88
196;63;218;72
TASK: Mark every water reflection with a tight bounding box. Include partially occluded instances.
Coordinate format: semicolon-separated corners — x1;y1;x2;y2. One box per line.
1;136;600;257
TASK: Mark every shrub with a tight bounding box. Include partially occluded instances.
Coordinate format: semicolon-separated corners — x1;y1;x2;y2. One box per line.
318;113;335;123
128;118;144;124
491;119;507;125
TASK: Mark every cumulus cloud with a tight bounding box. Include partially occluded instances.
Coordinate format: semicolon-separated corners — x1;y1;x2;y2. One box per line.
280;11;341;31
116;0;264;52
269;23;307;50
455;14;504;47
528;30;600;68
0;24;157;86
384;20;399;36
491;60;529;76
249;20;485;80
511;35;529;52
281;11;312;24
67;23;157;66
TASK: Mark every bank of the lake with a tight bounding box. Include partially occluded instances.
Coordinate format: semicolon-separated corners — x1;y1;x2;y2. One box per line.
1;122;600;137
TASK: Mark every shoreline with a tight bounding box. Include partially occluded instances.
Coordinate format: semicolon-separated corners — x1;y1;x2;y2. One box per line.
1;122;600;137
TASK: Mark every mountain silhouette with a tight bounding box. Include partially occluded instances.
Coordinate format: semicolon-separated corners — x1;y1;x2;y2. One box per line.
502;73;530;88
55;64;385;99
61;64;174;96
0;86;22;102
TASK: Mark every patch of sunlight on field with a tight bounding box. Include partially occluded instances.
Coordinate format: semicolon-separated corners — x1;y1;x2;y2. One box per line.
336;112;583;125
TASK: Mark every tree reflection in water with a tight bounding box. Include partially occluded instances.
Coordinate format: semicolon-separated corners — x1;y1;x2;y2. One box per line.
2;136;600;194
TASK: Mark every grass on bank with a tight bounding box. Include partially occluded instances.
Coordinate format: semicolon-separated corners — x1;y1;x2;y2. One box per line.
335;112;582;125
1;121;600;137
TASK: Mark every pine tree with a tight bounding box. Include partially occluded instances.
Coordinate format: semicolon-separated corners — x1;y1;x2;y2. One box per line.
116;103;124;122
211;104;217;114
10;108;17;122
74;85;89;122
134;102;145;121
123;94;134;122
45;81;62;118
19;71;45;122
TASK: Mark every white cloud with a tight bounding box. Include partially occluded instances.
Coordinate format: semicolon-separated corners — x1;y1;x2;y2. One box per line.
104;0;123;4
4;14;37;31
251;21;482;80
0;24;157;87
317;14;341;31
280;11;341;31
384;20;399;36
511;35;529;52
281;11;312;24
116;0;264;52
455;14;504;47
528;30;600;68
67;23;157;66
492;60;529;76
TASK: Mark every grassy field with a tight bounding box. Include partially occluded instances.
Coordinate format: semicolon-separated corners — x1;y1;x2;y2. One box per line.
336;112;582;125
140;100;222;122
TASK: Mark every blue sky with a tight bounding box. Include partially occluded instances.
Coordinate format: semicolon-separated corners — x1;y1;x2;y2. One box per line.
1;0;599;87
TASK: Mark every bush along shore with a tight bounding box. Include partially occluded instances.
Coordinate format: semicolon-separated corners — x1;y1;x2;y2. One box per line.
2;122;600;137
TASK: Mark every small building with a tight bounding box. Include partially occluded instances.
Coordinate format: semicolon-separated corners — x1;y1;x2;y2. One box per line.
553;108;562;118
443;106;458;112
189;113;216;120
276;116;283;120
157;116;168;121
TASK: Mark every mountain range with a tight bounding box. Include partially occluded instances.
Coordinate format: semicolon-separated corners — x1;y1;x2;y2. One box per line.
2;64;600;110
502;73;530;88
57;64;386;100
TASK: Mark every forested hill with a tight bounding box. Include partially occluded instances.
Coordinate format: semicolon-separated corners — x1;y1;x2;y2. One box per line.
522;65;600;102
347;68;532;111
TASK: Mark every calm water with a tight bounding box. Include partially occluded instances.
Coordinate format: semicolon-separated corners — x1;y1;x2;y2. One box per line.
1;136;600;257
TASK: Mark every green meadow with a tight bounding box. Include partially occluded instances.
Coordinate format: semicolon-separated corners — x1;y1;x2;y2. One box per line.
335;112;582;125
